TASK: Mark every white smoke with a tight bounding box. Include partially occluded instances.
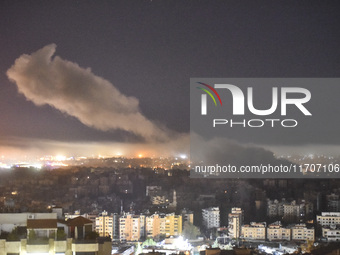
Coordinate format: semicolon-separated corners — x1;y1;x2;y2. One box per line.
7;44;170;142
6;44;298;164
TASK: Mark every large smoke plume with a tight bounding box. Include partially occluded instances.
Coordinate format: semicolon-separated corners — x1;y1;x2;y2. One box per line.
7;44;169;142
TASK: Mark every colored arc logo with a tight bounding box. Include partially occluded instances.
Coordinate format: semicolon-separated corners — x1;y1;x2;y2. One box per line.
196;82;222;106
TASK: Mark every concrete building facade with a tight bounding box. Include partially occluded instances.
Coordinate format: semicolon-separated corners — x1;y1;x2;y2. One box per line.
228;208;243;239
267;221;291;241
241;222;266;240
291;224;314;241
317;212;340;226
202;207;220;229
322;226;340;242
95;211;113;238
0;238;111;255
119;213;145;241
145;213;182;238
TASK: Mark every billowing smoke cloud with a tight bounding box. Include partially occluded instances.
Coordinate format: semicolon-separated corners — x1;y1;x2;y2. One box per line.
7;45;334;169
190;133;299;178
191;133;285;166
7;44;169;142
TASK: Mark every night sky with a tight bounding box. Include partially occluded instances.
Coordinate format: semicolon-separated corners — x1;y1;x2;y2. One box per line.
1;1;340;158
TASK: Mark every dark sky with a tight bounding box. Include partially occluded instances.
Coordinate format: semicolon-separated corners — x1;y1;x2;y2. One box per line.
1;0;340;158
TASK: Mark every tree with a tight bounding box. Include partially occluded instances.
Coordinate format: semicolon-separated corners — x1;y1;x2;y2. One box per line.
28;230;36;240
56;229;66;240
182;222;201;240
7;227;22;241
142;238;157;247
85;231;99;240
0;232;9;240
7;232;19;241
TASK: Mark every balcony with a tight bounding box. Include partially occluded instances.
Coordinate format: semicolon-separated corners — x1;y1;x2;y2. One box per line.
54;240;68;253
26;243;50;253
0;239;108;255
5;241;21;253
72;241;99;252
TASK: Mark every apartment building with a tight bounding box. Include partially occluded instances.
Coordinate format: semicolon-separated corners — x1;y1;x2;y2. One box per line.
119;213;145;241
145;213;182;238
228;208;243;239
317;212;340;226
202;207;220;229
322;226;340;242
291;224;314;241
267;221;291;241
96;211;113;238
241;222;266;240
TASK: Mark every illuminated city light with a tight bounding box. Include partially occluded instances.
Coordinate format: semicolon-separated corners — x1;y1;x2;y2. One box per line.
50;162;68;167
0;162;11;169
33;164;42;169
55;155;66;161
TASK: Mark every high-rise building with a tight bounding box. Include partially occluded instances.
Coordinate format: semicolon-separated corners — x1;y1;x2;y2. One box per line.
112;213;120;240
146;213;165;238
228;208;243;239
326;194;340;212
95;211;114;238
165;213;182;237
181;208;194;226
202;207;220;229
145;213;182;238
119;213;145;241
